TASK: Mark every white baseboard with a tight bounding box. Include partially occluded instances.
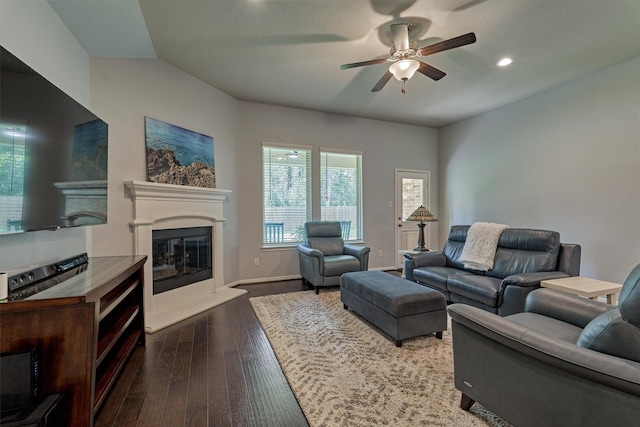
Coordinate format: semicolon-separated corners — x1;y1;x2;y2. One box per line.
227;266;399;288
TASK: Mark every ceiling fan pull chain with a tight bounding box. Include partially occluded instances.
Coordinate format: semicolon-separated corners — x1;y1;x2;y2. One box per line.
401;79;406;94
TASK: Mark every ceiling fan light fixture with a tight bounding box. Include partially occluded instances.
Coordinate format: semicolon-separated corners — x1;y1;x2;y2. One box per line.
389;59;419;81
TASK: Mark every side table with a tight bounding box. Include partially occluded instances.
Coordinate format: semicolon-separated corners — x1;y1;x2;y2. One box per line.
541;276;622;304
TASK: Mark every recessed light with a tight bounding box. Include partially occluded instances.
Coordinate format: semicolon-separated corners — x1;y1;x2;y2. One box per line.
497;57;513;67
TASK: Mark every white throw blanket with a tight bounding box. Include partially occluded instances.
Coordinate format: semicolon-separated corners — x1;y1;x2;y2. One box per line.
459;222;509;271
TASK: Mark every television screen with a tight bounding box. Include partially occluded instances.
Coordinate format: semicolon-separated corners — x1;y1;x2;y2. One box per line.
0;45;108;235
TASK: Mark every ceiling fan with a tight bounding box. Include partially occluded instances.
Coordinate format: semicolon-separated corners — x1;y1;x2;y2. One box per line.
340;23;476;94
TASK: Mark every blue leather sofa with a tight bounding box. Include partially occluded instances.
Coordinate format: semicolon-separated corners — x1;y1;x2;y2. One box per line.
404;225;581;316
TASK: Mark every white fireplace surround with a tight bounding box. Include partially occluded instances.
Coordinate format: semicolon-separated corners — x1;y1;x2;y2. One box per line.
125;180;246;333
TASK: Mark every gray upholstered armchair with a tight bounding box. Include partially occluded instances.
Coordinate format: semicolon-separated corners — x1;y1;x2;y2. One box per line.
447;263;640;427
297;221;370;294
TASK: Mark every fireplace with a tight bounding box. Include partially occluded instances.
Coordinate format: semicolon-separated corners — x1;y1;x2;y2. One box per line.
152;226;212;294
125;180;247;333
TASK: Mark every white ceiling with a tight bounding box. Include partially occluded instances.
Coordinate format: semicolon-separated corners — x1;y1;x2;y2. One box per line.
48;0;640;128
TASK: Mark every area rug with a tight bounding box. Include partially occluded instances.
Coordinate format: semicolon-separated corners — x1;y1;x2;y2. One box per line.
250;290;511;427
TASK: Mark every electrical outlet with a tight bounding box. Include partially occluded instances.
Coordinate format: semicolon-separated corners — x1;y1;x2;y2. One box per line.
254;257;260;266
378;250;383;257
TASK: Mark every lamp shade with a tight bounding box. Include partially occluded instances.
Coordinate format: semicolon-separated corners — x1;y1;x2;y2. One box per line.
389;59;420;81
406;205;438;223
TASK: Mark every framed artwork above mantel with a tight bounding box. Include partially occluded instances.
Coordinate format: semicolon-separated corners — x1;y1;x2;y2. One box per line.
144;117;216;188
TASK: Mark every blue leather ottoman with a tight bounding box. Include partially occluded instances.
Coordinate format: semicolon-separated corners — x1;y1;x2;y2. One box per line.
340;270;447;347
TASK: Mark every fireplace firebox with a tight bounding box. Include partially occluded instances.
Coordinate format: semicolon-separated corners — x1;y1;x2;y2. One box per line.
152;226;212;294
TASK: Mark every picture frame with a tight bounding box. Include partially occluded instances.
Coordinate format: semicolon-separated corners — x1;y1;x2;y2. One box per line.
144;117;215;188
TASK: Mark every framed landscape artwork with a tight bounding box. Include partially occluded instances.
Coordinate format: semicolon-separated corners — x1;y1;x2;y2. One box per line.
144;117;216;188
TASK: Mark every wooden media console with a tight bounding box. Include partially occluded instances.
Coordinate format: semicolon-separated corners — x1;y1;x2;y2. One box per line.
0;255;147;426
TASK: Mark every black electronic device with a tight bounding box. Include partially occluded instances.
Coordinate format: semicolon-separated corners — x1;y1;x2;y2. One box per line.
6;253;89;301
1;45;109;236
0;348;39;414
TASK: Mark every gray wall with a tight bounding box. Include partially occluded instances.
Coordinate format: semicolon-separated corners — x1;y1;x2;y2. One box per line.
236;102;438;281
87;57;242;288
89;63;438;284
438;57;640;283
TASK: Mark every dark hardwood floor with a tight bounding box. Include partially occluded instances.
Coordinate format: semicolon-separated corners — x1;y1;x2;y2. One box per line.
95;280;311;427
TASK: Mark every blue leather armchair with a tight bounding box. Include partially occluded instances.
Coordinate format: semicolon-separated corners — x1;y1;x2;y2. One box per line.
297;221;370;294
447;263;640;426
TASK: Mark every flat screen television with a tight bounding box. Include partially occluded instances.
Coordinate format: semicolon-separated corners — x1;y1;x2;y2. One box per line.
0;45;108;236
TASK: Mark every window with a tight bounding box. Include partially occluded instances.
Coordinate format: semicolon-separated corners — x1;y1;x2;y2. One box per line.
320;149;362;240
262;144;311;244
401;178;424;220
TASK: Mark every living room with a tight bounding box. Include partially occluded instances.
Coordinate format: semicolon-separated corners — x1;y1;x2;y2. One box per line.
0;1;639;425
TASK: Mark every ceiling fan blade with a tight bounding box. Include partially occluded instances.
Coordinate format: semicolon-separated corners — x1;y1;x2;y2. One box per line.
418;32;476;57
372;70;393;92
340;58;388;70
390;23;409;51
417;61;446;81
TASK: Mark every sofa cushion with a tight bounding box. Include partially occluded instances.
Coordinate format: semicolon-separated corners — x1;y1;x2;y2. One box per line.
577;310;640;363
487;229;560;279
443;226;469;269
413;266;468;292
447;274;502;308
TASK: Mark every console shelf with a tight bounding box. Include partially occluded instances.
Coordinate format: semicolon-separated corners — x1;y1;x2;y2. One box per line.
0;256;147;427
96;303;140;365
94;328;140;412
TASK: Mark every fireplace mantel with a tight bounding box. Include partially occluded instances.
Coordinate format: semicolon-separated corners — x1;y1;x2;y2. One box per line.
125;180;246;333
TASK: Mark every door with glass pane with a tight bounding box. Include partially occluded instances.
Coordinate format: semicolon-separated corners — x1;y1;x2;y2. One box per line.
395;169;431;269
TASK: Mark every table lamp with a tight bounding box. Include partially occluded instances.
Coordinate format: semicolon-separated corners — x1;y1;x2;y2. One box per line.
406;205;438;251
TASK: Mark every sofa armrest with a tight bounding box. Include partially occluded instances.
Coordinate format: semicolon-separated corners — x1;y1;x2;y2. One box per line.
502;271;569;288
447;303;640;397
496;271;573;315
558;243;581;276
403;251;446;282
525;288;613;328
344;244;371;270
404;251;446;268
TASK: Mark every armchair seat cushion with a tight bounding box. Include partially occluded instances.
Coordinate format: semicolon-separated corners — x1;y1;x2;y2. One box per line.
447;274;502;307
324;255;362;276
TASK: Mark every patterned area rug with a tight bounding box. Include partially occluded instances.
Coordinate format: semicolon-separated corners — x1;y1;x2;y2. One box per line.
250;290;510;427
